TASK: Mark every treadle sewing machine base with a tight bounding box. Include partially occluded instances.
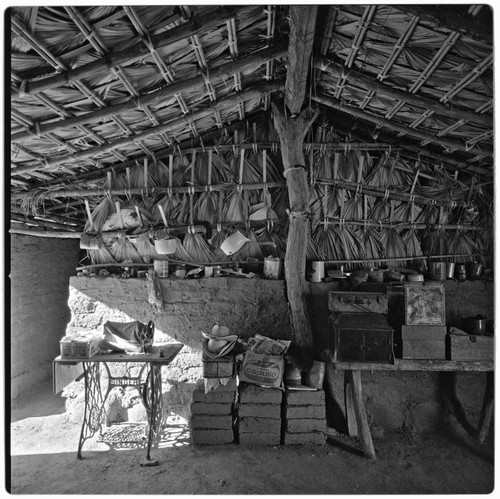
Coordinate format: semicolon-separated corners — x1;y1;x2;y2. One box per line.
53;344;183;461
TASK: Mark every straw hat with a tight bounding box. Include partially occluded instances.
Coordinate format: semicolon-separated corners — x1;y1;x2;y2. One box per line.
201;325;238;358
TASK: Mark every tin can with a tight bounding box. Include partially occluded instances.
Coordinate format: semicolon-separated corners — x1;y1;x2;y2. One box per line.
428;262;446;281
467;262;484;280
204;266;214;277
264;256;283;279
455;263;467;281
153;259;169;278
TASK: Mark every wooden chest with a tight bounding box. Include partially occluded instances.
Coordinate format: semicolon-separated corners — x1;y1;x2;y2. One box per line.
446;327;494;361
401;325;447;360
329;313;394;364
404;283;445;326
328;291;388;314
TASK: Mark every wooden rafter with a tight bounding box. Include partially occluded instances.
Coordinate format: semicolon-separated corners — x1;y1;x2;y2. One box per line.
12;81;285;175
315;58;492;128
395;4;492;44
12;43;287;143
12;6;254;98
312;94;493;159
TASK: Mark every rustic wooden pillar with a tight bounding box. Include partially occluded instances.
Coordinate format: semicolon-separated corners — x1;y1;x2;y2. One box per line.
272;103;318;352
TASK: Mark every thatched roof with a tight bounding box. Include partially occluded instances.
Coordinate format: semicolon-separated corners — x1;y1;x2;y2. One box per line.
9;4;493;234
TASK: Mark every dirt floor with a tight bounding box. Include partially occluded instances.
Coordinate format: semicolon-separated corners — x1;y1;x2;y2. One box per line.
6;379;495;495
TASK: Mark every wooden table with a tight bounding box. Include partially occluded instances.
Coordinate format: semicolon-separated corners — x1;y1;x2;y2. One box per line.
329;359;494;460
53;344;183;460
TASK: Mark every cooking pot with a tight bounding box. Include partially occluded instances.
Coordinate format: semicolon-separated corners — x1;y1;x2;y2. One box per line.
461;315;487;335
154;236;177;254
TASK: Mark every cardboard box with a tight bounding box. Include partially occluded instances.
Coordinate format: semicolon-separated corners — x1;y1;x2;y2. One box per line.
238;351;284;388
60;334;101;359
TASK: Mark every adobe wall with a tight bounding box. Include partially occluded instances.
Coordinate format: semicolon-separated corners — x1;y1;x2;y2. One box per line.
11;233;493;436
10;234;80;400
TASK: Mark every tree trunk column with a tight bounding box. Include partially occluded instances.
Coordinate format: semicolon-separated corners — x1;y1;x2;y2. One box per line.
272;104;318;352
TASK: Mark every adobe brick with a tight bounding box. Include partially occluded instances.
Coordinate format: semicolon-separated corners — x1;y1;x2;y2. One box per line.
285;418;326;433
191;402;233;415
239;416;282;434
192;390;236;404
284;389;325;406
284;405;326;420
238;403;281;419
190;414;233;430
238;382;283;404
283;431;326;445
191;429;234;445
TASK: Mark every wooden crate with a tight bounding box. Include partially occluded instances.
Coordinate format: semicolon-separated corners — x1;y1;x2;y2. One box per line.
401;325;447;359
329;313;394;364
401;325;447;340
402;340;446;359
404;283;445;326
446;328;493;361
328;291;388;314
202;354;235;378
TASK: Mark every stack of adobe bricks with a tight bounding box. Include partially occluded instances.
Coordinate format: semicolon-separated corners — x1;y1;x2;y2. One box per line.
282;389;326;445
237;382;283;446
190;378;237;444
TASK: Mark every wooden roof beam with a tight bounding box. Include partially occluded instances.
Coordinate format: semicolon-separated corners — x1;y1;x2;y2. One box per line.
285;5;318;115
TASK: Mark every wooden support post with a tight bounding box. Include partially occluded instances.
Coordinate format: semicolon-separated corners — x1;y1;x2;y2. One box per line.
477;371;494;443
272;103;319;351
346;370;376;460
344;373;358;437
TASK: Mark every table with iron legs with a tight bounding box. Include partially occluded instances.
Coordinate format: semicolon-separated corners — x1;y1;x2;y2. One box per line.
53;344;183;460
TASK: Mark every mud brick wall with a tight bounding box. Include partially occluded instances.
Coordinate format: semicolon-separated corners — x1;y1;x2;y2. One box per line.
10;234;80;400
